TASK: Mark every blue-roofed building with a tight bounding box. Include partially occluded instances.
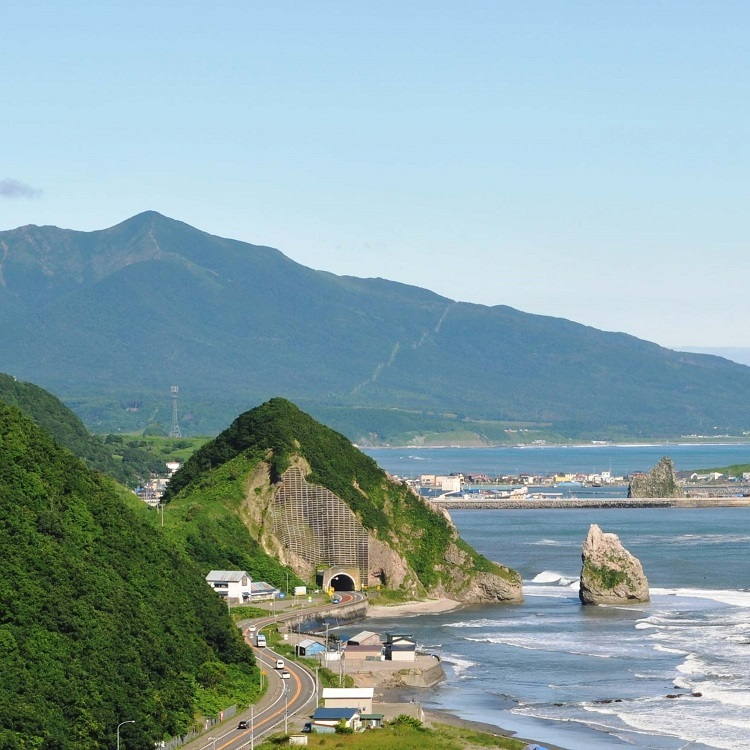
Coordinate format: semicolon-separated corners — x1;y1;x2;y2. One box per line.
311;707;361;729
296;639;326;657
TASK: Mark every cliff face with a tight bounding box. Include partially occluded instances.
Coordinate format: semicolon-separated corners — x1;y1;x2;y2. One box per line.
166;398;522;604
579;524;649;605
629;456;685;498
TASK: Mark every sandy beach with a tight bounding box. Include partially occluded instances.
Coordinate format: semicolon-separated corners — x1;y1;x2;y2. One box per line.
366;597;462;618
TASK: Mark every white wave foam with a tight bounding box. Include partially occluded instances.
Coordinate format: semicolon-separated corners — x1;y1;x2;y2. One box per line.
651;586;750;608
676;654;702;675
652;643;689;655
439;654;477;675
462;633;632;658
443;618;504;629
522;584;578;599
528;539;570;547
529;570;577;586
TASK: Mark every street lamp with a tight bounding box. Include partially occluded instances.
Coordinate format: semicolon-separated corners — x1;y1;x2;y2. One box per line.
116;720;135;750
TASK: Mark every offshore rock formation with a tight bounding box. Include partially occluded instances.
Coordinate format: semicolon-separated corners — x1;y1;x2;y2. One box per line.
579;524;650;605
628;456;685;498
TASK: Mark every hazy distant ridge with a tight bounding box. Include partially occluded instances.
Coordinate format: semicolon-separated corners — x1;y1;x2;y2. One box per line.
1;211;750;440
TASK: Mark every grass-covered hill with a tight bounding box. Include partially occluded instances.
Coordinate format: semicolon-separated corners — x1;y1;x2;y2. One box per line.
3;212;750;442
164;398;521;602
0;401;259;749
0;372;164;487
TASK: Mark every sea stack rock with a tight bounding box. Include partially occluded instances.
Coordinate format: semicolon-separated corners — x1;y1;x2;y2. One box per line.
628;456;684;498
579;524;649;605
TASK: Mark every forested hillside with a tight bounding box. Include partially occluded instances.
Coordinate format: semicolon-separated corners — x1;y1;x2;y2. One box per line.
165;398;521;600
0;372;163;486
0;402;259;749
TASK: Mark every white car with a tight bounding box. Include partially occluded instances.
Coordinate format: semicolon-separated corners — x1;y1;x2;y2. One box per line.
275;659;285;670
281;671;290;680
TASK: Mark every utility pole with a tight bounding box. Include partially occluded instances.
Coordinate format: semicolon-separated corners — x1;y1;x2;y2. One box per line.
284;687;288;734
250;705;255;750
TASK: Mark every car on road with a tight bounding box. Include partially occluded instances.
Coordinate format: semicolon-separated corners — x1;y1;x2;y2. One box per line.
237;720;249;730
281;671;290;679
332;596;341;604
247;625;256;633
275;659;285;669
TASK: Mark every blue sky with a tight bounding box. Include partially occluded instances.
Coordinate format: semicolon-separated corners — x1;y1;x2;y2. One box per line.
3;2;749;349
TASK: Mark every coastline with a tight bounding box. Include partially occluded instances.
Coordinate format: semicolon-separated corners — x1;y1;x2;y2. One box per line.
367;597;462;618
424;708;566;750
376;685;565;750
364;601;567;750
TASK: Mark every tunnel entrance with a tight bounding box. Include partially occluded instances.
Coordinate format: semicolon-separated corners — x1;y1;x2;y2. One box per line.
329;574;356;592
321;566;361;592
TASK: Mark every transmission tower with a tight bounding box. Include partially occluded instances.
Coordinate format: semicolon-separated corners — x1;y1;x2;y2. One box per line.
169;385;182;438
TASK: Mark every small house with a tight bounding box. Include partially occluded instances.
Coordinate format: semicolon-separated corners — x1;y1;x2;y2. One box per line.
322;687;373;714
296;639;326;657
343;644;383;661
205;570;251;602
310;707;360;729
346;630;381;647
247;581;281;602
359;713;384;729
385;633;416;662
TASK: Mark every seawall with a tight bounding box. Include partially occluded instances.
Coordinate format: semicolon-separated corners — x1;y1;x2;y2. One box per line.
278;599;369;630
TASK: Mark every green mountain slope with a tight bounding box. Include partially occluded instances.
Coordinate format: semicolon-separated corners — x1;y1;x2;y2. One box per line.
0;402;258;749
164;398;522;602
2;211;750;439
0;372;163;486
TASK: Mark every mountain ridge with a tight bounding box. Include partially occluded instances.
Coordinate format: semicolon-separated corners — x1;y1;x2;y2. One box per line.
2;212;750;441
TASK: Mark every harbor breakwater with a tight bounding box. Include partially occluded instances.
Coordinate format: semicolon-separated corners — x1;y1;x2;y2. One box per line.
432;496;750;510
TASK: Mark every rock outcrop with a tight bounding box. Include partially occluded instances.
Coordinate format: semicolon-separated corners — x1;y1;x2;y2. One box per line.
628;456;684;498
167;397;523;605
579;524;649;605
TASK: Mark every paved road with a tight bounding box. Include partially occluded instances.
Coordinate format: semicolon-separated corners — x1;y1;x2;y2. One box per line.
182;592;365;750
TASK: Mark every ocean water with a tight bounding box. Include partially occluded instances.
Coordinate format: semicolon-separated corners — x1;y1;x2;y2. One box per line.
365;506;750;750
363;443;750;479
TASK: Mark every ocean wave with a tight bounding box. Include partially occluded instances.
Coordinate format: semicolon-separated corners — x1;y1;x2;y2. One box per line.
651;586;750;608
652;643;689;655
529;570;579;586
522;584;579;599
439;653;477;675
528;538;577;547
461;633;638;658
443;618;505;629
